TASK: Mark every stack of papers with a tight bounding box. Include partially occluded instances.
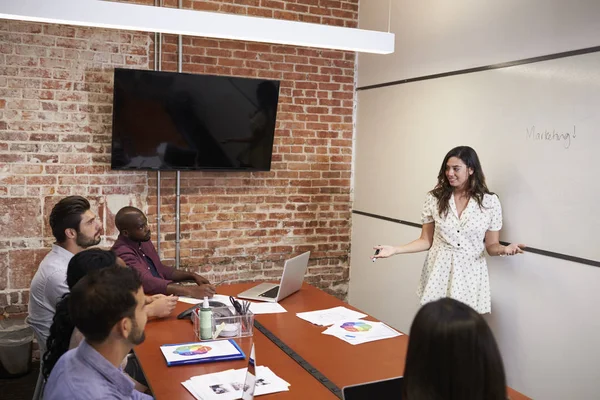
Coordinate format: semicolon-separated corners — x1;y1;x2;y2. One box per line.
182;366;290;400
178;295;287;315
296;306;367;326
246;302;287;315
322;320;402;345
178;294;233;305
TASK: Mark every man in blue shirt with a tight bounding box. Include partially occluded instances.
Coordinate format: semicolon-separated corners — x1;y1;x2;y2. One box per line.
44;267;153;400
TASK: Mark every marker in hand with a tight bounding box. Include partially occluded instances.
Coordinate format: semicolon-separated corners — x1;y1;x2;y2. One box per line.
372;248;381;262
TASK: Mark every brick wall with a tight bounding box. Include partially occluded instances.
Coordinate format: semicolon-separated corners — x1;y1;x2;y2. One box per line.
0;0;357;315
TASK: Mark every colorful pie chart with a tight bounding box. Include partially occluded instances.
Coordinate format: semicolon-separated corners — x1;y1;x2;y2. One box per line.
341;321;372;332
173;344;212;356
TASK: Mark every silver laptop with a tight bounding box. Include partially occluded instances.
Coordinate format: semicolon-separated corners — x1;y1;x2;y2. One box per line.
237;251;310;302
342;376;403;400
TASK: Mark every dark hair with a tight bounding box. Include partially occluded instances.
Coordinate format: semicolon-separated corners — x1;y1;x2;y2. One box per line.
69;266;142;343
42;249;119;379
66;248;117;289
49;196;91;242
114;206;143;232
430;146;493;218
41;296;70;380
403;298;507;400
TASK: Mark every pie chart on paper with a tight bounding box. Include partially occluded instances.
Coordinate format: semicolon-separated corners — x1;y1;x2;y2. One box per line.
173;345;212;356
341;321;372;332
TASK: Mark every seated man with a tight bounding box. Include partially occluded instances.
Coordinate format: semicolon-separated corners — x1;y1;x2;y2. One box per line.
112;206;216;298
42;248;177;386
28;196;103;345
44;267;152;400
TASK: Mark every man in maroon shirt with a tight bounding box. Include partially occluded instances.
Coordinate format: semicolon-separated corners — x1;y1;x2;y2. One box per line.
112;207;216;298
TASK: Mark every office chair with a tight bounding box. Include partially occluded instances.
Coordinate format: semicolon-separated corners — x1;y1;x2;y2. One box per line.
25;316;45;400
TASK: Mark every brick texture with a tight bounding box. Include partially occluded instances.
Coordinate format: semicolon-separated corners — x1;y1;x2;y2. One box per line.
0;0;357;314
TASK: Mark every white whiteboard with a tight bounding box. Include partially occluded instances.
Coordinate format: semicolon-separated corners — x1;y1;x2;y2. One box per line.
354;51;600;261
349;215;600;400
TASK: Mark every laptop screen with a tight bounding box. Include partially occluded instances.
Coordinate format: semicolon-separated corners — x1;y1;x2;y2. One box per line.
342;377;403;400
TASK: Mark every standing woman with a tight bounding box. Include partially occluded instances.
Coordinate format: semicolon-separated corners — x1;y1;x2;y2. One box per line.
373;146;524;313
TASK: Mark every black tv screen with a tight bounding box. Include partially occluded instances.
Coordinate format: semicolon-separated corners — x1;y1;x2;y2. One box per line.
111;68;280;171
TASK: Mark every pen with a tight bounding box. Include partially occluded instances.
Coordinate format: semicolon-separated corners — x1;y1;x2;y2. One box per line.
214;279;229;286
230;296;249;333
371;248;381;262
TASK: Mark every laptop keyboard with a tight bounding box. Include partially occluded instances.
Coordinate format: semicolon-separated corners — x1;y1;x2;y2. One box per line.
259;286;279;298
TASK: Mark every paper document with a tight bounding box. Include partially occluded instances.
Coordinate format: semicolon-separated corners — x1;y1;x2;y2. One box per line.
247;302;287;315
178;296;202;305
296;306;367;326
322;320;402;345
178;295;286;315
178;294;233;305
182;366;290;400
211;294;235;305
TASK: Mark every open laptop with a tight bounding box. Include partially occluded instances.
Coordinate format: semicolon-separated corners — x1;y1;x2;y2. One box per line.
237;251;310;303
342;377;403;400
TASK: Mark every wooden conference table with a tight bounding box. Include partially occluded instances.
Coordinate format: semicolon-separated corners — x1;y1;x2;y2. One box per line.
135;283;530;399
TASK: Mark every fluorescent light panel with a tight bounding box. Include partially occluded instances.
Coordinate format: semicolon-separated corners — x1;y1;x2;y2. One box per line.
0;0;394;54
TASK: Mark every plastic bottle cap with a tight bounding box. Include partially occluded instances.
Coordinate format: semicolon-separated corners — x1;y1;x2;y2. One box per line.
202;296;209;309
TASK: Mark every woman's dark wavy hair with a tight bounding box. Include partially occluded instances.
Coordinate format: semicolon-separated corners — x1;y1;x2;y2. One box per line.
430;146;493;218
403;298;507;400
42;249;118;379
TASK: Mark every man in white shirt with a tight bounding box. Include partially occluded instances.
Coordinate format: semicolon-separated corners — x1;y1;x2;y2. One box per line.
28;196;103;345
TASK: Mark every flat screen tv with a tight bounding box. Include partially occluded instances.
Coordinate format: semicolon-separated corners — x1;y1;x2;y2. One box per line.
111;68;280;171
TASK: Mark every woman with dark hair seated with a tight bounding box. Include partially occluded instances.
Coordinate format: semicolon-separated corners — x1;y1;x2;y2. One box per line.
42;249;119;380
42;249;177;387
403;297;507;400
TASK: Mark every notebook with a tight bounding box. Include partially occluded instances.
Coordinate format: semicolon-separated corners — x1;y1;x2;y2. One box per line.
160;339;245;367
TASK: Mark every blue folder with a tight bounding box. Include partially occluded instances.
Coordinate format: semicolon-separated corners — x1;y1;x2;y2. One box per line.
160;339;246;367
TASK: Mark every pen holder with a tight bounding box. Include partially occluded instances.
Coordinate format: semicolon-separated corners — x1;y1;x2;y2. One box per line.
192;307;254;341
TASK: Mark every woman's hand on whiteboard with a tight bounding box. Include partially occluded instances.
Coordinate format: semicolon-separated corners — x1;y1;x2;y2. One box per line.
371;245;396;261
503;243;526;256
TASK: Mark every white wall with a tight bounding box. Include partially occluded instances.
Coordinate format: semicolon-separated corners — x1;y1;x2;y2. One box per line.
351;216;600;399
357;0;600;87
354;53;600;260
351;1;600;399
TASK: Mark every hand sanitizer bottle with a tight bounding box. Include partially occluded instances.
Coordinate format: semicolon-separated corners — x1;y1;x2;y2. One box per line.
200;296;212;340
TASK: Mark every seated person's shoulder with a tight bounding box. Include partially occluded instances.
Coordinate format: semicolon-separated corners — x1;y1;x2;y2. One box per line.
47;353;122;400
45;266;68;283
112;241;137;257
44;350;78;399
42;268;69;301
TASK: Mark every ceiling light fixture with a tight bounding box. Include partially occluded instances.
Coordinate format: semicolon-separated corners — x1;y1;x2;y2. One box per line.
0;0;394;54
